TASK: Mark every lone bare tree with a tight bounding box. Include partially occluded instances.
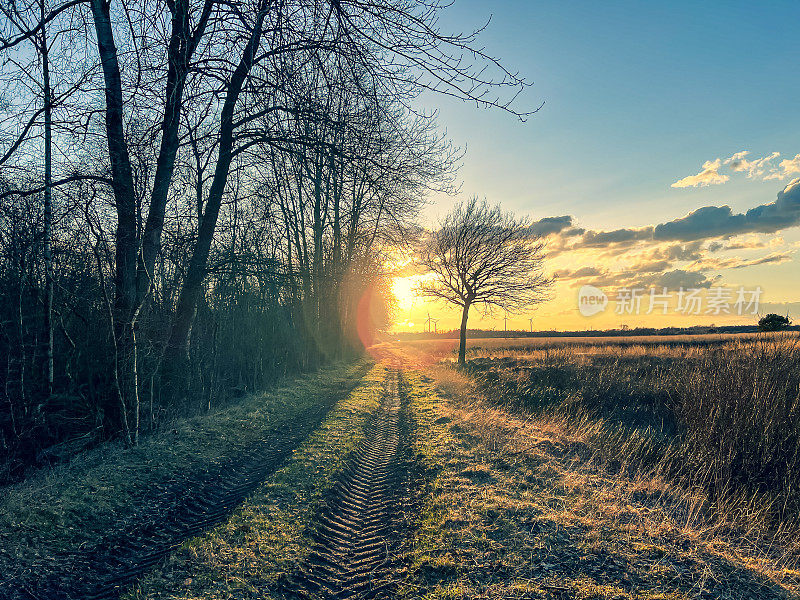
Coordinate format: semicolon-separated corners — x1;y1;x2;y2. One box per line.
419;197;552;364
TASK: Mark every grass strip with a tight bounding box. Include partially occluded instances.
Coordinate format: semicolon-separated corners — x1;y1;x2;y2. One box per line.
0;360;370;591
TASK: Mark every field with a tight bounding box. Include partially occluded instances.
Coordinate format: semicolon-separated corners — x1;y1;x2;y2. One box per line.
460;333;800;531
3;333;800;599
400;331;776;353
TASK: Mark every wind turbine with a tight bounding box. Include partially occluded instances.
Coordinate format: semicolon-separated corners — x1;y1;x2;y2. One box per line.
425;311;434;333
503;310;509;335
528;317;533;333
432;317;439;334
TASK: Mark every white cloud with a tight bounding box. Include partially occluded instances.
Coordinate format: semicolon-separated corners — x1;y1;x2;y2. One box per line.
765;153;800;180
673;151;800;188
725;150;780;179
671;158;729;188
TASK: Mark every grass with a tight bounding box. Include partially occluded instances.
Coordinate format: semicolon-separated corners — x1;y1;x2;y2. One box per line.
7;335;799;599
124;363;388;599
0;360;370;591
403;365;800;599
460;333;800;546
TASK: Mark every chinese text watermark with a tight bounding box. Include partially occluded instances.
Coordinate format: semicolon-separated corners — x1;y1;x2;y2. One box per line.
578;285;762;317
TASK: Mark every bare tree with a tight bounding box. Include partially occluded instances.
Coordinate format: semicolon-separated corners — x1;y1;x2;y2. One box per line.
163;0;533;363
0;0;55;396
419;197;552;365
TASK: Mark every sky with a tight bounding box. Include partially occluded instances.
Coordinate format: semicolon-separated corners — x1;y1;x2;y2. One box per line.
391;0;800;332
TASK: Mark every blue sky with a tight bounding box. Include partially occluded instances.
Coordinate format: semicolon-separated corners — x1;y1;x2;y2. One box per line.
426;0;799;221
395;0;800;331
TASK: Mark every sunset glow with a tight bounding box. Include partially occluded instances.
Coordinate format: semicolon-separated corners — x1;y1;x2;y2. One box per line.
379;1;800;333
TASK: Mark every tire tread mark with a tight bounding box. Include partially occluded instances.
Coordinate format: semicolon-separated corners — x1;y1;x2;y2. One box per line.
280;369;411;600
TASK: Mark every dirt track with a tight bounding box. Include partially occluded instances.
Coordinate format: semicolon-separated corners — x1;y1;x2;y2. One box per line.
279;369;412;599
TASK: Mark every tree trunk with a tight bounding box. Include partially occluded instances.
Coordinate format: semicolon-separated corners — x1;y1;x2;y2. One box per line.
458;302;470;365
15;251;26;414
90;0;139;442
166;1;268;364
90;0;138;322
137;0;211;303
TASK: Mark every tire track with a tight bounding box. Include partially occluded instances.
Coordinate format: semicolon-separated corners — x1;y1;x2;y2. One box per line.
281;369;411;599
4;397;341;600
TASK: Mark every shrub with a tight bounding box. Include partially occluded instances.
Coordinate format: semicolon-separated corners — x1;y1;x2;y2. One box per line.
759;313;791;332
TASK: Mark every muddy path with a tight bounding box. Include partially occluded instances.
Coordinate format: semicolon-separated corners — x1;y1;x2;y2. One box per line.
279;369;413;599
4;396;343;600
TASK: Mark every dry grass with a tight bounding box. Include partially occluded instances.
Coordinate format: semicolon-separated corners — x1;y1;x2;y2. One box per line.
461;332;793;358
404;366;800;599
459;334;800;539
390;333;785;369
402;332;775;355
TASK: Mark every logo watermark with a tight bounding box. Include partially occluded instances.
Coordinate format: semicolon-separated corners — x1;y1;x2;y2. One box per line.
577;285;763;316
578;285;609;316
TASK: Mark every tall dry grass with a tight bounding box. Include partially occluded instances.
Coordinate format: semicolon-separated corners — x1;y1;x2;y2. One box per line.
674;337;800;514
464;334;800;531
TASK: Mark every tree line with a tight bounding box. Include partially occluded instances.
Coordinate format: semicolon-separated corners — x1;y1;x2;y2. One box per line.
0;0;527;480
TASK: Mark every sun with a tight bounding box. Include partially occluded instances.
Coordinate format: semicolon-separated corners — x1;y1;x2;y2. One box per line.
391;272;438;309
391;276;418;311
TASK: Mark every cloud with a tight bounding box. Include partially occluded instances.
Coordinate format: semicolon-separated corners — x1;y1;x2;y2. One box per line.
731;252;793;268
654;206;746;240
671;158;729;188
553;266;605;280
532;183;798;297
673;151;800;186
765;154;800;180
771;236;786;248
637;241;705;262
557;247;788;291
562;227;587;237
707;235;786;252
725;150;749;166
686;250;795;272
709;239;765;251
528;215;577;237
654;178;800;241
725;150;780;179
780;155;800;177
626;259;673;273
640;269;716;289
545;181;800;253
565;267;716;291
577;226;654;248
